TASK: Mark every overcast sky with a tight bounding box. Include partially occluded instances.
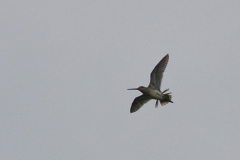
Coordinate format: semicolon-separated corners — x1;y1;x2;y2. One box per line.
1;1;240;160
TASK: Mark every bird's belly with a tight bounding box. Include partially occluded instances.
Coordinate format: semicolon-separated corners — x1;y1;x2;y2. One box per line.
149;90;163;100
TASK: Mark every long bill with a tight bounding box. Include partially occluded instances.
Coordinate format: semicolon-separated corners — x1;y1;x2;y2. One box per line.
127;88;138;90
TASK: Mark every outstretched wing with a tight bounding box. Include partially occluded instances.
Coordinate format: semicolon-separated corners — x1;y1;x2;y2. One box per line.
130;95;151;113
148;54;169;91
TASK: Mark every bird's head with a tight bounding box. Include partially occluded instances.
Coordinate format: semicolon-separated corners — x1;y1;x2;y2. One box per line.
127;86;146;92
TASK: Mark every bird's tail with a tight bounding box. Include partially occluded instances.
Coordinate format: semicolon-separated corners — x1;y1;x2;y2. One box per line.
160;93;173;106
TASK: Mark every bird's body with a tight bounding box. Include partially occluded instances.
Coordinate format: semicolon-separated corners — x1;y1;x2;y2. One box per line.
137;87;163;99
128;54;173;113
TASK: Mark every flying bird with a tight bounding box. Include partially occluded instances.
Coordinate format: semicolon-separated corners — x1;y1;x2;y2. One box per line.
128;54;173;113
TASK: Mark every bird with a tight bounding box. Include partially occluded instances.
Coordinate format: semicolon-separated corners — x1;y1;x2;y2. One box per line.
128;54;173;113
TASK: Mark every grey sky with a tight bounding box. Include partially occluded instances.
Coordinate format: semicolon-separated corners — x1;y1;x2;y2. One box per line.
1;1;240;160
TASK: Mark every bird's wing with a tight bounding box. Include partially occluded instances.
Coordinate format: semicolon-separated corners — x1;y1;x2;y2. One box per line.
130;95;151;113
148;54;169;91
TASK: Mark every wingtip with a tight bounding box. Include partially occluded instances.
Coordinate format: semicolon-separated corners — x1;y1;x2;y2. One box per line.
130;107;134;113
162;54;169;60
130;107;138;113
130;109;135;113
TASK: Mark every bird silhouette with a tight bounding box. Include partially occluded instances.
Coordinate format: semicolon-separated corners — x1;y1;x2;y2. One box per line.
128;54;173;113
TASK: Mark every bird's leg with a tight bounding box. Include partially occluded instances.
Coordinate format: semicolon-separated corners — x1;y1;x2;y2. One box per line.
155;100;159;108
162;88;169;93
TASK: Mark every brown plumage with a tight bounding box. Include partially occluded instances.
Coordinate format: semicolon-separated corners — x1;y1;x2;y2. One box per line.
128;54;173;113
